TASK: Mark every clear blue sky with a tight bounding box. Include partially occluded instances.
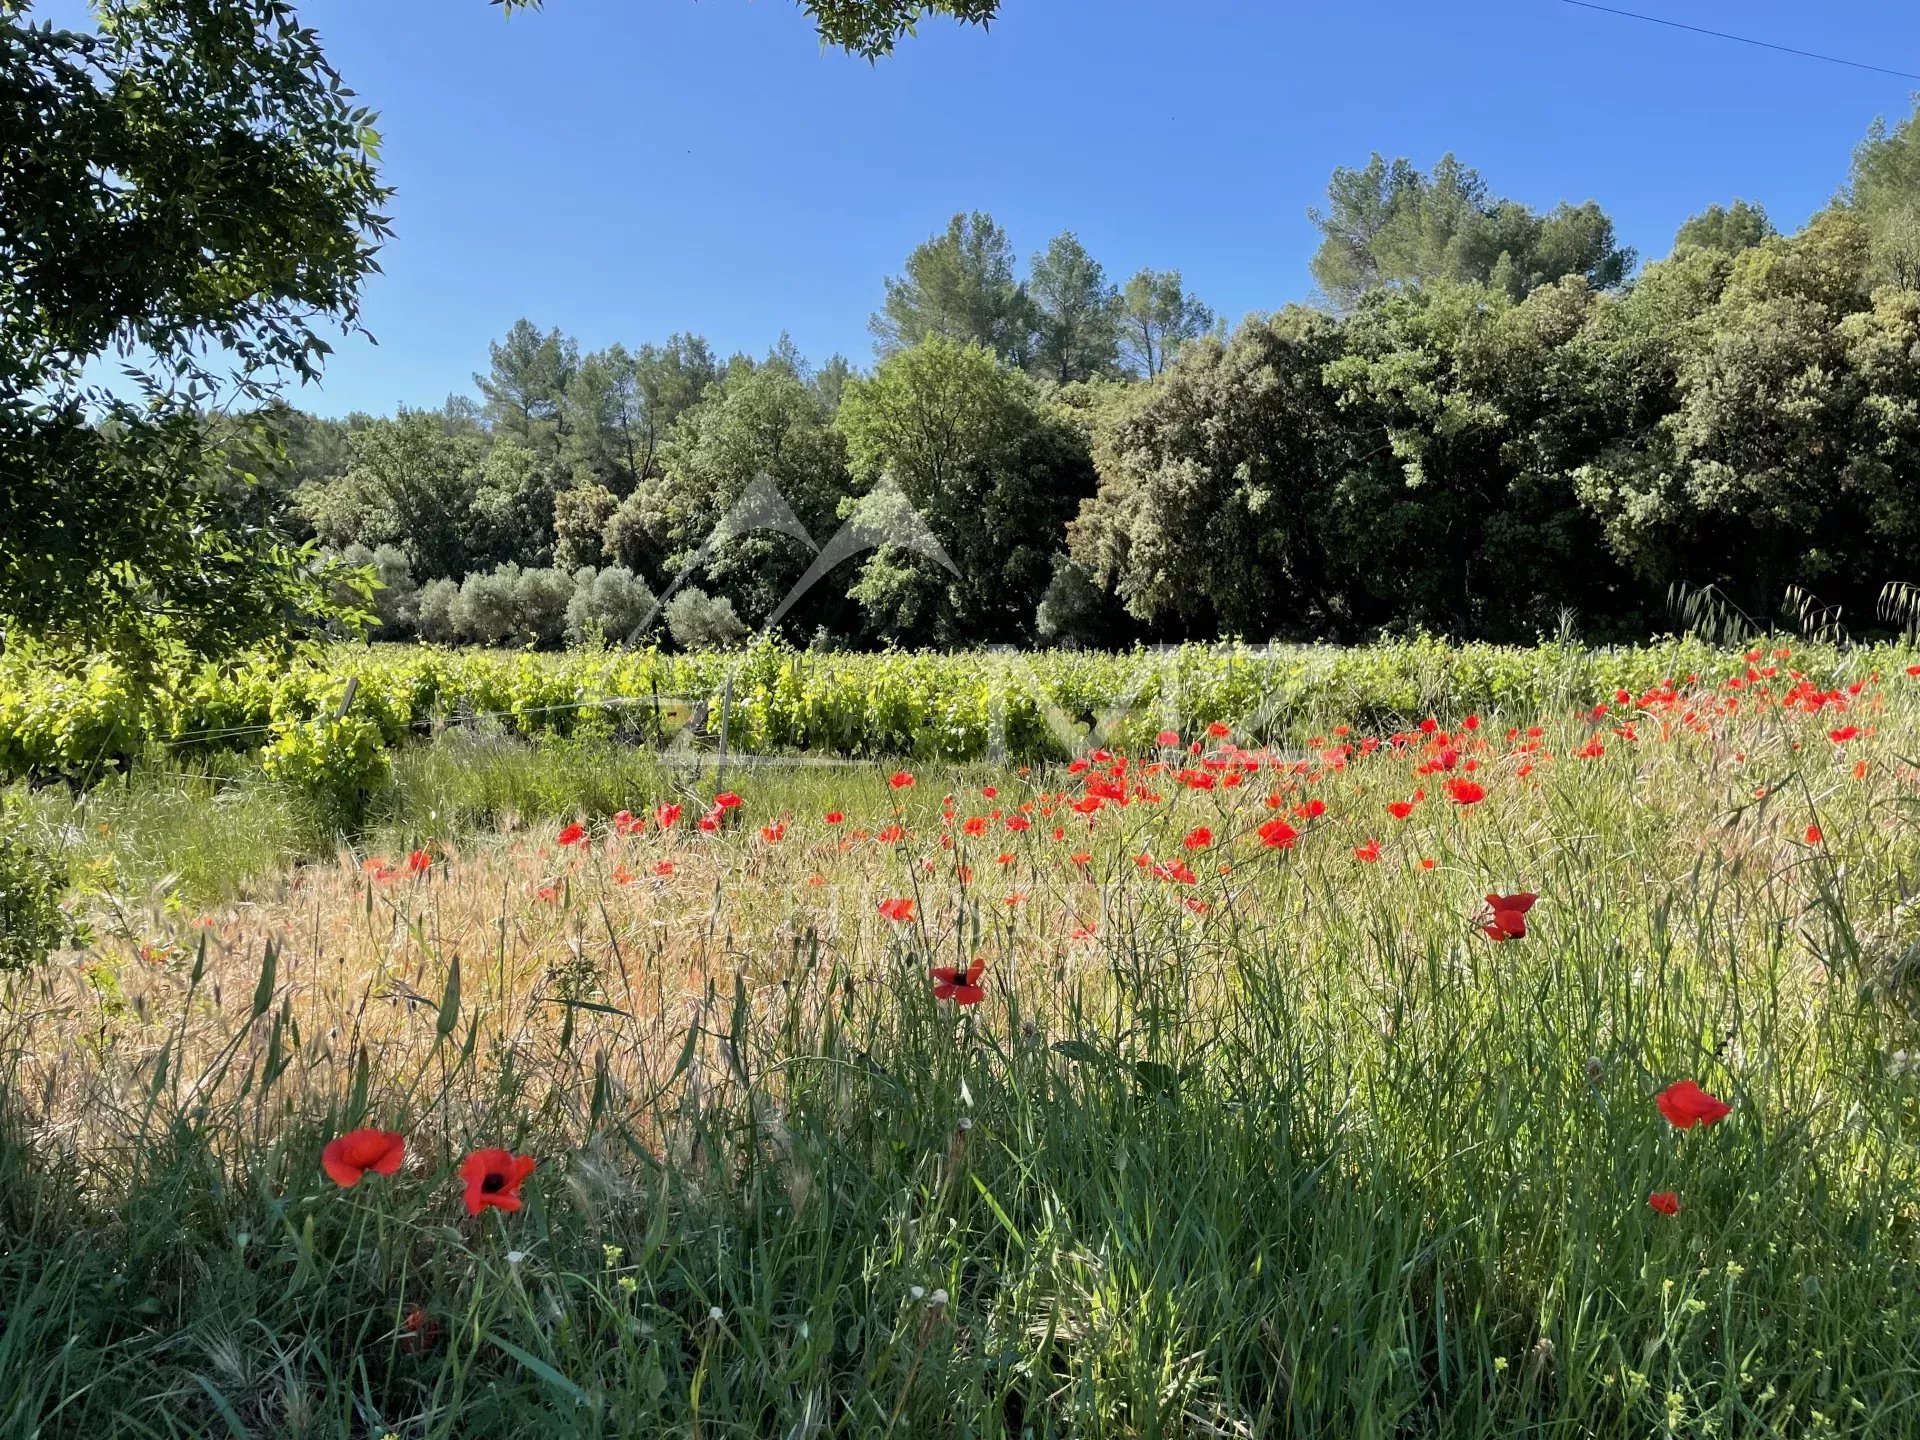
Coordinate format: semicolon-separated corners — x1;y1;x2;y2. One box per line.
57;0;1920;416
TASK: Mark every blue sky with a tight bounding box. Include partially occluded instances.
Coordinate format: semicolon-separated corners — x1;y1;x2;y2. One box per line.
56;0;1920;415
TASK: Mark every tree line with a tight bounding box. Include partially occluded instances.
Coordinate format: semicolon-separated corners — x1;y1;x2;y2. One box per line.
14;1;1920;660
277;104;1920;648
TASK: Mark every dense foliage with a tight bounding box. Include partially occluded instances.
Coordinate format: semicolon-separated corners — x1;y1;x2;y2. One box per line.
16;7;1920;662
2;637;1908;801
1;0;388;660
250;113;1920;652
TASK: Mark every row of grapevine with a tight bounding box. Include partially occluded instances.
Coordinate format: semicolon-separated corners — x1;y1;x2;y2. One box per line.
0;635;1902;785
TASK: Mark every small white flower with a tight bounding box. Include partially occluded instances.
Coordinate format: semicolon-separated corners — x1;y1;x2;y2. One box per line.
929;1289;948;1308
909;1285;926;1301
709;1305;725;1323
506;1250;527;1266
957;1116;973;1132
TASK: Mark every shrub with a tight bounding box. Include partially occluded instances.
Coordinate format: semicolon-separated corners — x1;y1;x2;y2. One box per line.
452;566;523;646
511;567;575;649
259;714;392;829
1035;552;1124;648
416;577;460;643
0;808;73;971
342;543;420;638
665;587;749;650
566;566;656;647
553;483;619;572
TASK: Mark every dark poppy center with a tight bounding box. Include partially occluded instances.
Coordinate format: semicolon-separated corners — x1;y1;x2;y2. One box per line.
481;1172;506;1193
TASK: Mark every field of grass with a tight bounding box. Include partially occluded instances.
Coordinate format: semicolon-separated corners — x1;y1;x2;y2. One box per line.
5;644;1920;1436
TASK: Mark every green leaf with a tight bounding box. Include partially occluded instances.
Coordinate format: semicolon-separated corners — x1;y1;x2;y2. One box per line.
488;1333;588;1405
436;954;461;1039
250;937;277;1020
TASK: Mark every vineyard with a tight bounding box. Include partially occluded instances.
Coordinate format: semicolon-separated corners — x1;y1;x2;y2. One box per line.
5;634;1912;788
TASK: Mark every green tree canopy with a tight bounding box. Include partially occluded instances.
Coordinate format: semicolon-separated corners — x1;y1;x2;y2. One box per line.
1029;232;1120;384
2;0;390;659
295;410;489;580
1117;268;1214;378
475;319;577;458
838;338;1093;643
638;363;852;630
870;212;1036;365
1309;153;1634;307
1674;200;1775;256
1848;107;1920;288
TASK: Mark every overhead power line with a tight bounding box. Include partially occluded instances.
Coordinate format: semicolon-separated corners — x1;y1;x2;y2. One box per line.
1556;0;1920;83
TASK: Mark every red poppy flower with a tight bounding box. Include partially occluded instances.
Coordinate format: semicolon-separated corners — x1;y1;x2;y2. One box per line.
322;1128;406;1187
824;811;845;824
963;816;987;836
1387;800;1416;820
613;863;637;885
1829;726;1860;744
931;957;986;1004
1206;721;1231;739
556;822;587;847
459;1147;537;1215
407;849;433;875
877;823;905;843
1444;778;1486;806
653;861;675;876
1420;857;1436;870
1647;1191;1680;1216
761;823;786;842
1005;815;1031;832
889;771;915;789
1805;824;1823;844
877;897;916;923
400;1304;441;1353
535;882;562;903
613;809;644;836
1257;818;1299;849
1483;914;1526;942
698;809;721;831
656;803;682;828
1353;839;1381;863
1155;729;1181;747
1183;826;1213;851
715;791;743;810
1487;891;1538;916
1655;1079;1732;1129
